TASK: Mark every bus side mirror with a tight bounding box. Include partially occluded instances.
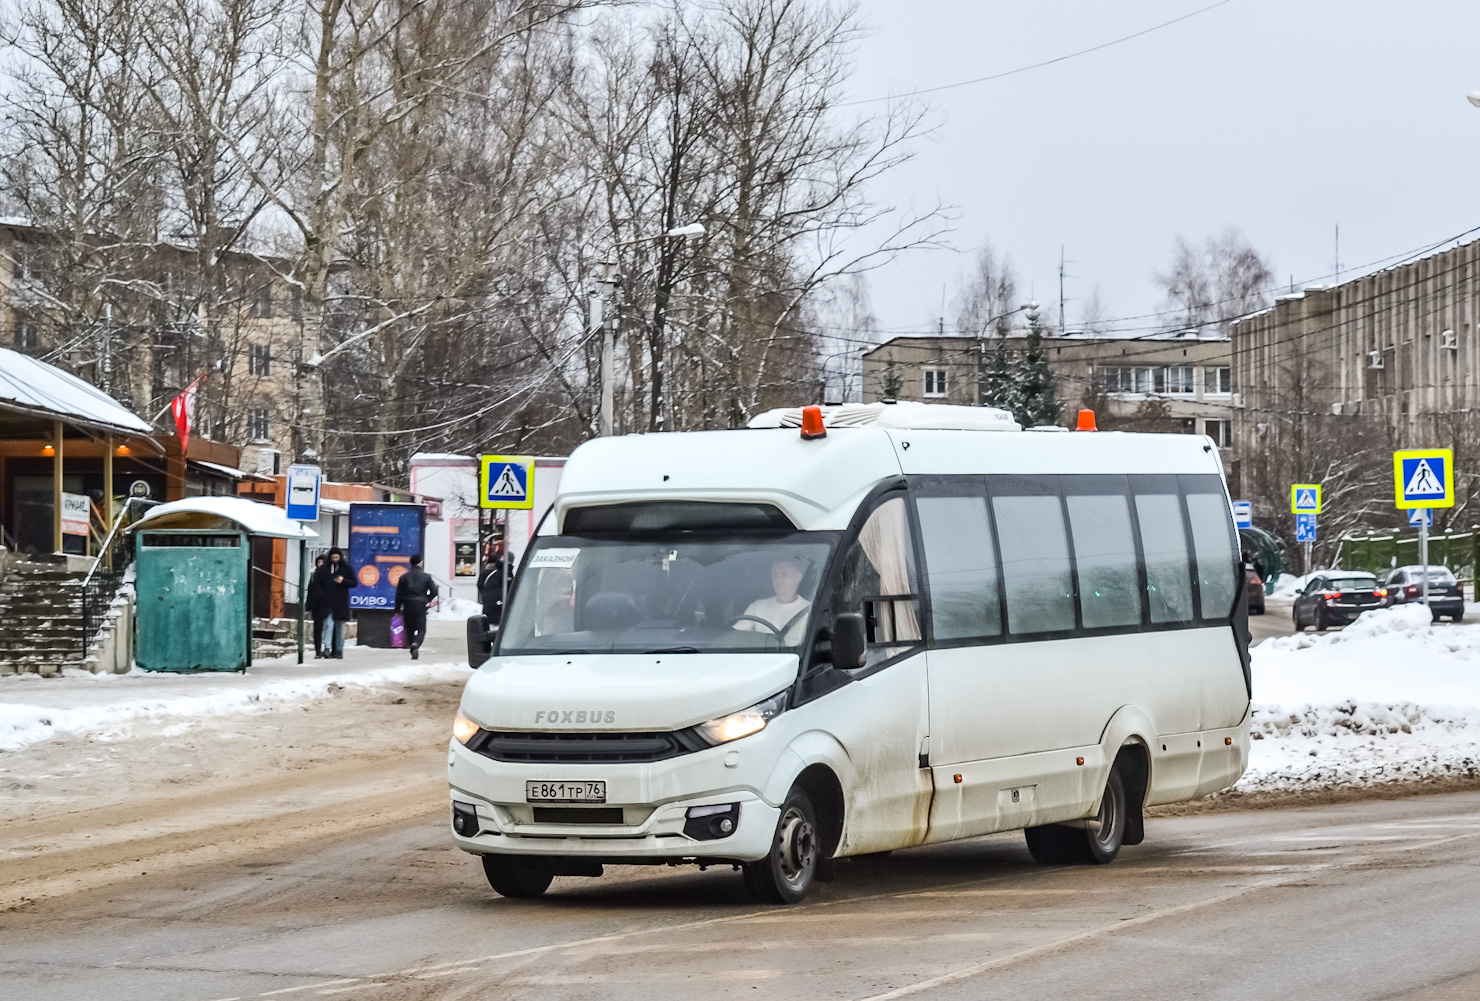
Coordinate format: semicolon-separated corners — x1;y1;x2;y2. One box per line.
466;614;495;669
832;612;867;669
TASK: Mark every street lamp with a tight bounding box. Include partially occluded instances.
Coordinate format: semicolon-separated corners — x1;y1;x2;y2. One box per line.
594;223;706;436
1467;91;1480;108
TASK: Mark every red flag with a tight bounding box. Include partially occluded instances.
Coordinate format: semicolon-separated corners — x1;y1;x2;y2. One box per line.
171;375;204;453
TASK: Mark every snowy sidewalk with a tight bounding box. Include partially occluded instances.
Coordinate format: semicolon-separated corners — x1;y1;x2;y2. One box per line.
0;620;470;752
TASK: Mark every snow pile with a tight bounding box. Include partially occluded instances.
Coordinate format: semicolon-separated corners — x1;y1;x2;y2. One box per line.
1245;604;1480;792
0;659;468;752
430;595;483;620
1267;573;1308;598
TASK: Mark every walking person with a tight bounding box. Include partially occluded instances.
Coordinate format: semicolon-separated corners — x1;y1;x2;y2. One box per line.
394;553;439;660
477;540;507;625
313;547;358;658
306;555;329;658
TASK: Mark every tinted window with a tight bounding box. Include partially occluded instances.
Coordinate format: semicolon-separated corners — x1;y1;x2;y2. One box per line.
1135;493;1193;623
992;494;1075;634
1066;494;1141;629
1186;492;1237;619
918;495;1001;640
1328;575;1377;589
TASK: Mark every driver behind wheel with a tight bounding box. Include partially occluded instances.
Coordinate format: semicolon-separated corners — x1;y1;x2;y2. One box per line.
733;557;812;645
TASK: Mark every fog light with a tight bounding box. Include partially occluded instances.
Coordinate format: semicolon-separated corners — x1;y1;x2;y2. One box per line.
684;803;740;841
452;801;479;837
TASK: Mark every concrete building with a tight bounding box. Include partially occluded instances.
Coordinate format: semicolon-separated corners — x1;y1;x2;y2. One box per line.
1228;238;1480;532
861;332;1235;443
1;220;321;478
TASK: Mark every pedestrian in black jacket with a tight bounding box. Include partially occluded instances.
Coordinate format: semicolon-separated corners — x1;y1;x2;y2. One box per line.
312;547;358;658
305;555;328;658
477;540;506;624
394;553;439;659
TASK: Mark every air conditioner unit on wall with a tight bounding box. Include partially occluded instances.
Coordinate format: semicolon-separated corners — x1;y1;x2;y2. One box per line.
1441;329;1458;350
255;448;281;476
1368;350;1384;369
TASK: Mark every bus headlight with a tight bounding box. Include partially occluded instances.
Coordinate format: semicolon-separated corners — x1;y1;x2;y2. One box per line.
696;694;786;745
452;714;481;745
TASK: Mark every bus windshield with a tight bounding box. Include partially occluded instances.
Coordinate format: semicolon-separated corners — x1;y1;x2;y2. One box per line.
497;534;837;655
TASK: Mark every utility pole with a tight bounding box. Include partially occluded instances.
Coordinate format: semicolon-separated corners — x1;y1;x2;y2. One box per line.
1059;246;1066;336
595;259;618;436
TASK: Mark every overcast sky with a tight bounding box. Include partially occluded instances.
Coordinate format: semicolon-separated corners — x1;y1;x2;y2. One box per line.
845;0;1480;336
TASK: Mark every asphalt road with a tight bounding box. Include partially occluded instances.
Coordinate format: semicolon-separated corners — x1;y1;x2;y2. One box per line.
8;790;1480;1000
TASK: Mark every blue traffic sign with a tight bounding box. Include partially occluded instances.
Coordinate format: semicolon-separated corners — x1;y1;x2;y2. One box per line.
1407;508;1433;528
1295;513;1317;543
285;464;321;521
1393;449;1454;509
1232;500;1252;530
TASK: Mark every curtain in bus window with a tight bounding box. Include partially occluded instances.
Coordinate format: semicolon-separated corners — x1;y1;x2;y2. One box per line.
917;495;1001;640
1066;494;1141;629
1135;493;1194;624
1186;493;1237;619
857;497;921;642
992;494;1075;634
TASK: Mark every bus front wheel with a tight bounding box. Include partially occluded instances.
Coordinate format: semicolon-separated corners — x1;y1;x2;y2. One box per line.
481;855;554;898
1024;766;1127;865
743;787;820;904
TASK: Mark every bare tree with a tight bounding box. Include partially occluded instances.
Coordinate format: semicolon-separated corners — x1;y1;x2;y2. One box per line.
953;240;1017;336
1154;227;1273;336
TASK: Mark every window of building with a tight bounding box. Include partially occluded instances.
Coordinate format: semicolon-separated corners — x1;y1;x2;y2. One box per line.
1204;366;1231;394
1165;366;1195;394
992;492;1075;634
248;342;271;376
917;494;1000;641
247;408;270;441
1186;492;1237;620
923;368;948;398
1134;492;1193;624
249;284;273;318
14;322;38;351
1066;493;1141;629
1203;419;1231;447
1097;366;1160;395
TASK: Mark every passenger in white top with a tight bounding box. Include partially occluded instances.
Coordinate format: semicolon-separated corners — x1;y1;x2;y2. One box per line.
734;557;811;645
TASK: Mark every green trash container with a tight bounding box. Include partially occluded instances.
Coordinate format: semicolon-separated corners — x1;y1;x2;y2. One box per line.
135;528;251;672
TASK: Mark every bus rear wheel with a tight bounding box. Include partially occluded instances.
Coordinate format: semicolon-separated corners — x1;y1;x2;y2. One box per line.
1024;766;1127;865
481;855;554;898
743;787;820;904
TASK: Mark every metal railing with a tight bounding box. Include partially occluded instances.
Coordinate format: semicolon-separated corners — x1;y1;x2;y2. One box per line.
79;498;158;662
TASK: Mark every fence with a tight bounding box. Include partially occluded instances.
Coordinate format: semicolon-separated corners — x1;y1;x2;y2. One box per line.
1334;529;1480;586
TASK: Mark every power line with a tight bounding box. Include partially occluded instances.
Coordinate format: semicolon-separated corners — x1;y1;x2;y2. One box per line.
838;0;1239;108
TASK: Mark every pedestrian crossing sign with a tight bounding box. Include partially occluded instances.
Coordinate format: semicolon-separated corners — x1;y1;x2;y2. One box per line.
479;454;534;510
1393;448;1454;509
1290;483;1322;514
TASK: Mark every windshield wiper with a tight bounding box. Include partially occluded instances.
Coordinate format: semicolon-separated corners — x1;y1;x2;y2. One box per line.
645;646;702;653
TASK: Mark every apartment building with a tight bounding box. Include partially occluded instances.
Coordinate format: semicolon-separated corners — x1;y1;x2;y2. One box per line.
0;220;318;475
861;331;1235;444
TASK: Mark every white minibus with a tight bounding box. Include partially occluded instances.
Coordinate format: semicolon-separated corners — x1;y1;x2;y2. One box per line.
449;402;1251;903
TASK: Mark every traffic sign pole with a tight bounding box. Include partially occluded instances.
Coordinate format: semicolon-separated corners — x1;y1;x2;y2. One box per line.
1420;522;1429;607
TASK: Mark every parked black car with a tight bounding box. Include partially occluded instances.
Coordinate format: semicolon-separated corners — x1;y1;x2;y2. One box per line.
1293;571;1382;631
1381;565;1465;622
1244;564;1266;615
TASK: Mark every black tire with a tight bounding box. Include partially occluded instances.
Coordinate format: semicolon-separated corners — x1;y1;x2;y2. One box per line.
1293;608;1305;632
1250;602;1265;616
1454;611;1466;623
743;787;821;904
481;855;554;898
1314;608;1328;632
1024;766;1127;866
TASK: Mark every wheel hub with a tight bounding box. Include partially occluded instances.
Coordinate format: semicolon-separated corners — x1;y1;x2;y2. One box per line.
776;807;816;888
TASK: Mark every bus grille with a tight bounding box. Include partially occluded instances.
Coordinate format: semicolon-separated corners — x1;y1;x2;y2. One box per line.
472;730;704;763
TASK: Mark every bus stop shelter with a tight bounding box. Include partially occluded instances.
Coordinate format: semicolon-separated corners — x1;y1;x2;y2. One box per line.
129;497;318;671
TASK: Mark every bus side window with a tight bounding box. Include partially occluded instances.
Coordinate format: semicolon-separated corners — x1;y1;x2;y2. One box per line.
832;496;921;664
1186;492;1238;620
992;493;1075;634
1066;493;1141;629
917;494;1001;641
1134;493;1194;624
